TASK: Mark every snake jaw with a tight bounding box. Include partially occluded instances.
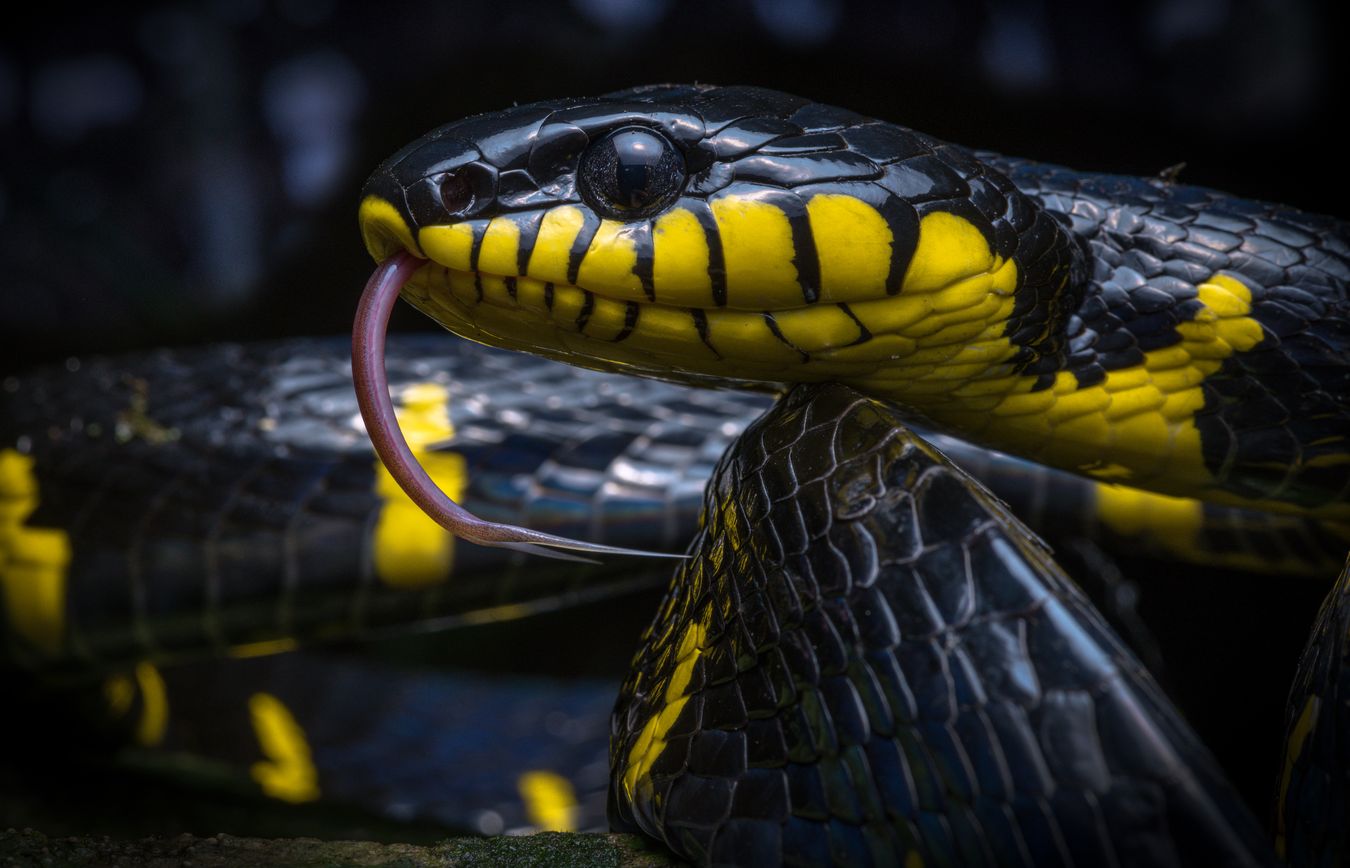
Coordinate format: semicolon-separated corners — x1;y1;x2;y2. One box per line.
352;250;683;561
358;195;424;263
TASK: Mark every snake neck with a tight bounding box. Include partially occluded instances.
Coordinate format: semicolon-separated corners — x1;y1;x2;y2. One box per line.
865;155;1350;516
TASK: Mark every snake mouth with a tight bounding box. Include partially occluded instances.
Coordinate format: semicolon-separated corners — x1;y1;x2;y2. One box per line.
359;194;426;263
357;191;1028;404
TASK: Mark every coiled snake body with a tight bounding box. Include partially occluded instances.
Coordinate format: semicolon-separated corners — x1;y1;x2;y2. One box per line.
2;85;1347;866
354;85;1348;866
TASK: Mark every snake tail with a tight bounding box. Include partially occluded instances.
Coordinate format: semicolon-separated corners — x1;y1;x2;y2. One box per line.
353;250;677;561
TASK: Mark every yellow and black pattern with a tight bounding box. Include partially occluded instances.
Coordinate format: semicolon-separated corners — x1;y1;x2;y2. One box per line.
608;383;1275;866
1277;555;1350;866
0;341;1338;863
93;650;617;832
0;338;749;669
360;84;1348;519
3;338;1340;674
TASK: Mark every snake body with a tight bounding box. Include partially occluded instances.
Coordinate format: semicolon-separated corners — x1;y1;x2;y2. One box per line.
352;85;1348;865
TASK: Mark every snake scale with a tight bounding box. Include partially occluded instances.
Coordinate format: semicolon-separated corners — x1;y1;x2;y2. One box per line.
3;85;1348;866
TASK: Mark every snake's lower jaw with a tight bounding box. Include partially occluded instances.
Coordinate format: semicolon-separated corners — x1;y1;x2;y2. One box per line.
358;195;424;263
353;251;678;561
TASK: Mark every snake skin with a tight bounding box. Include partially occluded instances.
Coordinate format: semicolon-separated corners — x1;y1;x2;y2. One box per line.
114;651;619;834
1278;555;1350;868
984;154;1350;509
0;337;754;669
609;383;1275;867
3;337;1340;672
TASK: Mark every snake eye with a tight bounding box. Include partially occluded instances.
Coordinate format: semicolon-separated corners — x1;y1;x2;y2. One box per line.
438;170;476;216
579;127;685;219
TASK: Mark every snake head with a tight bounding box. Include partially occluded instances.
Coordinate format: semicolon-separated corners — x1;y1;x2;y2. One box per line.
359;85;1085;398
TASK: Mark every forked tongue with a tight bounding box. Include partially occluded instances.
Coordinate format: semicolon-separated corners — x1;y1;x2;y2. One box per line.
352;251;680;562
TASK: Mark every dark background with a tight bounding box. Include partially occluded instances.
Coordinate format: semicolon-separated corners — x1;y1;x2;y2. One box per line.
0;0;1339;843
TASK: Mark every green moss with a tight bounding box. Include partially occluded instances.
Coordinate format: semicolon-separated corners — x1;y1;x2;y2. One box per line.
0;828;677;868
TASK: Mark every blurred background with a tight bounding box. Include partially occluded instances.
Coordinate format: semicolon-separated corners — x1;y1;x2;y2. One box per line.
0;0;1339;368
0;0;1340;848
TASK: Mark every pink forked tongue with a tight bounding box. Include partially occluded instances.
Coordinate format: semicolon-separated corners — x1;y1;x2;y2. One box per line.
353;251;680;562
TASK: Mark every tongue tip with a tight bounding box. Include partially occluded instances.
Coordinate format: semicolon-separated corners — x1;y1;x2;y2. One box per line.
352;250;659;562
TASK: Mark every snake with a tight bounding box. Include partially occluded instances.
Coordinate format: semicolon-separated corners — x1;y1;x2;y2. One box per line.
2;84;1347;866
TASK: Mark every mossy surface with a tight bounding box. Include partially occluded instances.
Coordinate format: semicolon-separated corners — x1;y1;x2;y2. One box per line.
0;828;677;868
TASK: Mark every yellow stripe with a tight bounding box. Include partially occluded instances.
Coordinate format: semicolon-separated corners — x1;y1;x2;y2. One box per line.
711;195;801;307
372;383;467;588
133;661;168;746
248;692;320;803
103;672;135;718
526;205;586;285
901;211;996;294
622;618;707;805
456;601;534;625
651;207;712;303
477;216;522;276
359;195;421;260
807;194;892;302
773;305;866;353
228;637;300;659
0;449;70;655
1094;483;1203;554
518;770;578;832
420;222;476;272
576;219;643;298
1275;695;1320;859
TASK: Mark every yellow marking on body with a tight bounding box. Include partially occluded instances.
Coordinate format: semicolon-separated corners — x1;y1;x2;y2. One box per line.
922;271;1300;508
703;307;801;366
901;211;996;294
526;205;586;285
228;637;299;659
576;219;643;298
711;195;801;307
359;195;420;260
248;692;320;803
477;216;522;276
457;601;533;625
1275;695;1320;859
1095;484;1203;554
133;661;168;746
419;222;476;272
626;304;718;360
371;383;467;588
774;305;866;352
906;852;925;868
807;195;892;301
581;293;633;342
622;619;707;805
0;449;70;655
518;770;578;832
652;207;712;303
103;672;135;718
